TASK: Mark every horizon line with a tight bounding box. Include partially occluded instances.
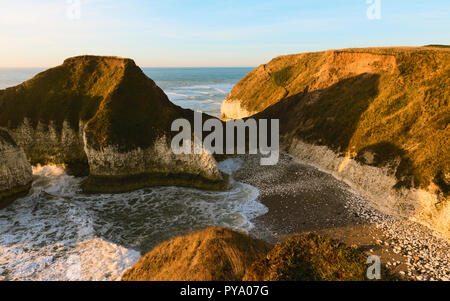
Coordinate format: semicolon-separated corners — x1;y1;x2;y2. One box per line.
0;65;257;69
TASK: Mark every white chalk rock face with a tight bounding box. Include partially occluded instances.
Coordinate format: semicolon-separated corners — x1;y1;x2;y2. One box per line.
286;139;449;238
221;98;257;120
82;132;227;193
0;129;32;208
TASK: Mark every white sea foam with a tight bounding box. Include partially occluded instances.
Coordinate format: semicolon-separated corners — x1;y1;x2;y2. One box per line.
191;85;227;95
205;99;222;105
191;85;213;89
166;92;198;99
192;91;215;96
219;158;243;175
212;88;226;94
0;159;266;281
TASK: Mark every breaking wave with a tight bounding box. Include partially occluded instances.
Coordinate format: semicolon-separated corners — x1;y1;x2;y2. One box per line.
0;159;266;281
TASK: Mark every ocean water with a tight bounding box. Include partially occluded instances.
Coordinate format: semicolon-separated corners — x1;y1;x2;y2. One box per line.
143;67;253;117
0;67;253;117
0;68;266;281
0;68;45;91
0;159;267;281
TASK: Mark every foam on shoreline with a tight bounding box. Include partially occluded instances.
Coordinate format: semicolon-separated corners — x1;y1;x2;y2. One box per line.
0;159;266;281
286;139;449;239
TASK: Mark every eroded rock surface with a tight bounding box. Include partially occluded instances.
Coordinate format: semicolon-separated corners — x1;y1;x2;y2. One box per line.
0;129;32;208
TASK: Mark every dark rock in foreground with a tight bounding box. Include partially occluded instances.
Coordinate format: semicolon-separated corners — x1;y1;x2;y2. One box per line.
122;227;391;281
121;227;271;281
0;129;32;209
0;55;228;193
243;233;370;281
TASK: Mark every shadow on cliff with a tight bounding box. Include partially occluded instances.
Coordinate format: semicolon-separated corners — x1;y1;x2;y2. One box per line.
255;73;381;153
356;141;448;193
251;72;439;193
226;74;389;245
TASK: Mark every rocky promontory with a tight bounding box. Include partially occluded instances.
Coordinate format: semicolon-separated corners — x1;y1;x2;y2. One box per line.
0;129;32;208
0;55;228;193
122;227;385;281
222;47;449;237
121;227;271;281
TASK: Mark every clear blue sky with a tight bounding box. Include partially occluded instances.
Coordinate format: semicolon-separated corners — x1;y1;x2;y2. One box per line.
1;0;449;67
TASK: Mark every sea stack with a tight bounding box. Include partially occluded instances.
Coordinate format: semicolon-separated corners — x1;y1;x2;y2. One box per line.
222;47;449;237
0;129;32;209
0;55;228;193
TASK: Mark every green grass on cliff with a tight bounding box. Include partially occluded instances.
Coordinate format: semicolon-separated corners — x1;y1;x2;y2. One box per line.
424;45;450;48
250;47;450;193
243;233;395;281
122;228;393;281
121;227;271;281
0;56;125;132
83;59;183;152
0;55;189;153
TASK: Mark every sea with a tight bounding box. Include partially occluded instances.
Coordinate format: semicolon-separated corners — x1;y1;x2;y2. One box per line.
0;67;268;281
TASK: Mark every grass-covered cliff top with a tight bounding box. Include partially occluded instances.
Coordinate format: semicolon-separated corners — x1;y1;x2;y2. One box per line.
0;55;187;151
227;47;449;113
122;228;389;281
121;227;271;281
0;56;128;130
230;47;449;193
243;233;395;281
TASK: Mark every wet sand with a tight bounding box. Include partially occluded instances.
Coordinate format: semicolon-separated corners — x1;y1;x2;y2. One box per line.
234;153;449;281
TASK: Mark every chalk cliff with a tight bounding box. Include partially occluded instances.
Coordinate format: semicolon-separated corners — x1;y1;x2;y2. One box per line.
0;55;228;193
223;47;449;237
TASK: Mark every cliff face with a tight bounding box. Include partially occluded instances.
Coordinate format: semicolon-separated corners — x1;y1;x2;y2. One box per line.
222;47;446;119
224;47;449;237
0;55;227;192
0;129;32;208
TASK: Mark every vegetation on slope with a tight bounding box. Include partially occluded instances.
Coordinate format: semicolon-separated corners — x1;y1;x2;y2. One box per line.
121;227;271;281
243;233;393;281
122;228;393;281
0;55;188;151
424;45;450;48
0;56;124;132
232;47;449;193
83;58;187;151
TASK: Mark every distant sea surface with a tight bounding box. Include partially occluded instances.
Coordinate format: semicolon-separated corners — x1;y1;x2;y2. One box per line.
0;67;254;117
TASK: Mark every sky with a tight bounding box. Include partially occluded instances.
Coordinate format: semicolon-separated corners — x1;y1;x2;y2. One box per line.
0;0;449;67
